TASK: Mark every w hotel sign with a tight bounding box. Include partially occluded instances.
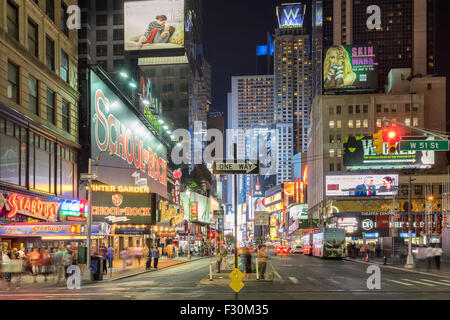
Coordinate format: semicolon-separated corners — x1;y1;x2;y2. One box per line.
277;3;306;28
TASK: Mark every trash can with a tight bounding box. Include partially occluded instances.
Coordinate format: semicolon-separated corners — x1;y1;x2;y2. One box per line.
91;255;103;281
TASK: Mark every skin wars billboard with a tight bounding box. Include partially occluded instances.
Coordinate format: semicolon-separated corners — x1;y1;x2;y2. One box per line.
90;70;167;198
323;45;378;91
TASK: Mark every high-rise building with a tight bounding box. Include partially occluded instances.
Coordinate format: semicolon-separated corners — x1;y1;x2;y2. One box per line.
312;0;436;95
274;26;312;184
0;0;80;227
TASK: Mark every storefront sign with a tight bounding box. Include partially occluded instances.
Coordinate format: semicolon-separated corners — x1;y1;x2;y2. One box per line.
59;200;85;217
364;232;379;239
190;202;198;222
6;193;60;221
0;224;83;236
91;185;150;193
115;228;151;235
173;170;181;205
159;200;182;226
91;192;155;225
400;233;417;238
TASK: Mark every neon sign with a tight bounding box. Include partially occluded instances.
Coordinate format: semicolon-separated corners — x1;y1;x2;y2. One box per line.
7;193;60;221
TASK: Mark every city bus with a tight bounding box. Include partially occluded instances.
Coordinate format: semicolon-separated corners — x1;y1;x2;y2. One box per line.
312;228;346;258
302;233;313;255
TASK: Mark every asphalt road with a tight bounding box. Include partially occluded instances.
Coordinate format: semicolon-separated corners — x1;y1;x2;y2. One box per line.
1;254;449;300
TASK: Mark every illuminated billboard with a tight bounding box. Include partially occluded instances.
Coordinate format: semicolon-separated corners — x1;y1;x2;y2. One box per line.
343;136;434;170
323;45;378;91
124;0;184;51
326;175;399;197
278;3;306;28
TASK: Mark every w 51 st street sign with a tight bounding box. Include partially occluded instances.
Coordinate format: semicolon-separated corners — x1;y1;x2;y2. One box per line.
399;140;449;151
213;159;260;175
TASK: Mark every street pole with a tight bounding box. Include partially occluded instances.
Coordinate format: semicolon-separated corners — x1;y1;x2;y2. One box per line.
85;158;93;281
234;143;238;301
187;190;191;260
406;176;415;268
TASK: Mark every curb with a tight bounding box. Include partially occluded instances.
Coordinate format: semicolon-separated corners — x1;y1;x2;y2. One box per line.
343;258;450;280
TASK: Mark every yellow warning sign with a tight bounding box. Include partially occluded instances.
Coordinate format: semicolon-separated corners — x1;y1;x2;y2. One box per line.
229;268;244;293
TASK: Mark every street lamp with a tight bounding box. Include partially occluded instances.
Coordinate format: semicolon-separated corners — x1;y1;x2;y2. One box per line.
186;188;191;260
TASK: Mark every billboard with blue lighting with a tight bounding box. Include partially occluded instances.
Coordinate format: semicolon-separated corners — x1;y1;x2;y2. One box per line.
278;3;306;28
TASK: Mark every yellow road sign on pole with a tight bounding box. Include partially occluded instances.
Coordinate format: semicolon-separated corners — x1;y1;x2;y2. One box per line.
229;268;244;293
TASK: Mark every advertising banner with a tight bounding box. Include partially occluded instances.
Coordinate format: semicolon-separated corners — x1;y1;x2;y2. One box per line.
0;192;61;222
90;70;167;198
250;197;265;222
289;204;308;220
278;3;306;28
180;192;212;224
326;175;399;196
124;0;184;51
0;224;83;236
91;191;155;225
323;45;378;91
343;136;434;170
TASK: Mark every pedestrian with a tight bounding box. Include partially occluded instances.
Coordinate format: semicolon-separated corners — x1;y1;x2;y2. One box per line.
152;246;160;269
41;249;52;282
376;243;381;258
360;244;367;259
432;244;443;270
28;248;41;283
238;248;246;279
99;243;108;274
120;248;128;269
145;248;152;270
245;247;252;279
63;250;73;280
2;249;12;290
107;245;114;271
257;245;267;280
136;246;143;266
53;246;65;285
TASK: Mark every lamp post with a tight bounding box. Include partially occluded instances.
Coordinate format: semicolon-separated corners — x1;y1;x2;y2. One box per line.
186;188;191;260
405;176;416;268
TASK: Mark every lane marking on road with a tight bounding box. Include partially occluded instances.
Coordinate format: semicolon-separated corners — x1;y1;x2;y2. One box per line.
328;278;340;285
306;276;318;282
419;279;450;287
288;277;299;284
386;280;414;286
441;279;450;283
401;279;436;286
273;271;283;280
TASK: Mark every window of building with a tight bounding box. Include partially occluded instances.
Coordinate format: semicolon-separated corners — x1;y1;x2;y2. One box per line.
329;135;334;143
336;135;341;143
329;107;333;115
46;89;55;124
363;119;369;128
356;120;361;128
96;30;107;41
29;76;38;115
96;45;107;56
391;104;397;112
113;60;124;70
376;104;381;113
7;0;19;40
348;120;353;128
405;118;411;126
384;106;389;113
8;61;19;104
329;149;335;158
363;105;368;113
61;1;69;36
62;100;70;132
96;0;107;11
46;0;54;21
413;104;419;112
46;36;55;71
415;185;423;195
113;0;123;10
376;118;381;128
439;185;443;195
113;14;123;25
28;19;38;57
329;163;334;172
96;15;107;26
427;83;432;90
348;105;353;114
60;50;69;82
355;105;361;113
337;120;341;129
113;44;124;56
113;29;124;40
337;163;342;171
336;105;341;114
405;104;411;112
401;185;408;196
329;120;335;129
413;117;419;127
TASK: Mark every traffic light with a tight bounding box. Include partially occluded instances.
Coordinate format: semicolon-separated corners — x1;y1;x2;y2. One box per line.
382;126;401;154
372;129;385;155
208;232;215;239
79;200;87;218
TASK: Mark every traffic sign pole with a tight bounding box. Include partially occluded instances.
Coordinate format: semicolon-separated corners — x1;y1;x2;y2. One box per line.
233;143;238;300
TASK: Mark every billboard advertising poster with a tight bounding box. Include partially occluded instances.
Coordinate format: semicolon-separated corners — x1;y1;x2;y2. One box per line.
278;3;306;28
180;192;212;224
343;136;434;170
289;204;308;220
250;197;265;221
326;175;399;196
323;45;378;91
90;70;167;198
91;191;155;225
124;0;184;51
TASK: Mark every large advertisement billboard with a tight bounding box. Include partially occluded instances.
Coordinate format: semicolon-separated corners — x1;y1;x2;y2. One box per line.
323;45;378;91
278;3;306;28
124;0;184;51
343;136;434;170
180;192;212;224
326;175;399;196
90;70;168;198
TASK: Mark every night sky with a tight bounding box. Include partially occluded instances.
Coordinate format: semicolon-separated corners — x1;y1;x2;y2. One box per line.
203;0;450;130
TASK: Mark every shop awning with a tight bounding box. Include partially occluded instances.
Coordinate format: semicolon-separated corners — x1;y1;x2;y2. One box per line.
0;222;111;238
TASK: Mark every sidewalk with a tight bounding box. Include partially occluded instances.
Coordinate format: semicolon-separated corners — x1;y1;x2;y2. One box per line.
0;256;203;291
344;255;450;279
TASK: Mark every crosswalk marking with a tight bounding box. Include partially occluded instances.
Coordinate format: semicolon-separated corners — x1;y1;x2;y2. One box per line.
328;278;340;285
401;279;436;287
419;279;450;287
440;279;450;283
289;277;299;284
306;276;318;282
387;279;414;286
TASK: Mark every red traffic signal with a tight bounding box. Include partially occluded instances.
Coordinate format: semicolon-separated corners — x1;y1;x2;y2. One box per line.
208;232;215;239
382;126;401;154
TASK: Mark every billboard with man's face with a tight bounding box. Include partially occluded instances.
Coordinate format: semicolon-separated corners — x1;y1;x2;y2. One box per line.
323;45;378;91
326;175;399;196
124;0;184;51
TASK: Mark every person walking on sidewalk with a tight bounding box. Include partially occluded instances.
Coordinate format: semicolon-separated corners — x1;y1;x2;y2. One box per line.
41;249;52;282
53;246;65;285
99;243;108;274
107;246;114;271
136;246;143;266
433;244;443;270
257;245;267;280
425;245;434;272
63;250;73;280
2;249;12;290
28;248;41;283
145;248;152;270
152;246;160;269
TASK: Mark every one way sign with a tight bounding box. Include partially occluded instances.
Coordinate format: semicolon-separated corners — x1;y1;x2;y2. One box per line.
213;159;260;175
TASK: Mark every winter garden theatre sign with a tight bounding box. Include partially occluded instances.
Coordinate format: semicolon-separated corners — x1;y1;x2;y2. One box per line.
91;185;155;225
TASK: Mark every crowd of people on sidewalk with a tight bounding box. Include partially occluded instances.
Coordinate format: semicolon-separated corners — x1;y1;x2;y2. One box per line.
0;245;78;290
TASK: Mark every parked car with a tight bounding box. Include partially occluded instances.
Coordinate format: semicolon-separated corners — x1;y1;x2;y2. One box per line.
292;246;302;254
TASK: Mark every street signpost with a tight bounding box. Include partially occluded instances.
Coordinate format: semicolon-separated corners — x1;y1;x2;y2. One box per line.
212;159;260;175
399;140;449;151
254;211;269;226
80;173;98;181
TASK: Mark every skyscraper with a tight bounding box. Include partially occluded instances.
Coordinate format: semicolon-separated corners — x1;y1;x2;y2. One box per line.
274;3;312;184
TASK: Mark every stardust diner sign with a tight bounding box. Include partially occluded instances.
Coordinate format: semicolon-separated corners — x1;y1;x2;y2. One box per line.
6;193;60;221
0;225;76;236
91;70;168;198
